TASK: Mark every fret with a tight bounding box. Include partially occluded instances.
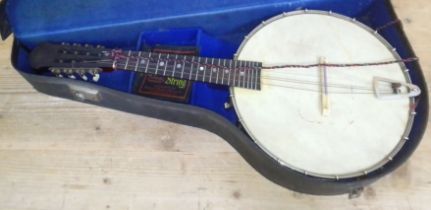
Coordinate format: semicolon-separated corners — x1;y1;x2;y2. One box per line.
209;58;214;83
189;56;195;80
216;58;221;84
254;63;259;90
134;51;142;72
145;53;155;75
145;52;151;73
241;60;246;88
154;53;162;74
256;63;261;90
221;59;226;85
247;61;251;89
163;54;169;76
253;63;258;89
124;50;132;69
235;61;242;87
172;54;178;77
202;57;208;82
162;54;168;76
244;61;247;89
180;55;186;78
195;57;201;81
227;60;232;86
232;60;237;87
250;63;255;90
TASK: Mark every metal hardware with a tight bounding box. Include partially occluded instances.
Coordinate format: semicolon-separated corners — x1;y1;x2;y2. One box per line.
92;73;100;82
373;77;421;100
224;102;232;109
348;187;364;199
68;85;101;102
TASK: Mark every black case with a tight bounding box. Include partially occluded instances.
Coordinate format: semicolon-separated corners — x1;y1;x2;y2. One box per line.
1;0;428;195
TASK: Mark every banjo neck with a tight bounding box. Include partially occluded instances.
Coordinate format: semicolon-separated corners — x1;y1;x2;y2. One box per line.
111;50;263;90
28;43;420;99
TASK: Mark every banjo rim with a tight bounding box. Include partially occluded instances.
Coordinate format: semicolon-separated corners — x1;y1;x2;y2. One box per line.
230;10;416;180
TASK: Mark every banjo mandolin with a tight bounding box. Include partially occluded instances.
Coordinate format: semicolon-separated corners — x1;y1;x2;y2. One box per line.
29;11;423;193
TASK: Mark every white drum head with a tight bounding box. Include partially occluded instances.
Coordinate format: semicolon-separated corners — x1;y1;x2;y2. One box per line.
232;11;414;178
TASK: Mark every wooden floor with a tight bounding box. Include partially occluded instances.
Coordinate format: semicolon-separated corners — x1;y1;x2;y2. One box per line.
0;1;430;210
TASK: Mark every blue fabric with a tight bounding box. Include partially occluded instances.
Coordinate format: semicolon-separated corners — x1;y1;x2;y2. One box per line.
7;0;376;48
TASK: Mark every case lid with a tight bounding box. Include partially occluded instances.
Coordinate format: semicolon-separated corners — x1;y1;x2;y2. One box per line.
1;0;375;47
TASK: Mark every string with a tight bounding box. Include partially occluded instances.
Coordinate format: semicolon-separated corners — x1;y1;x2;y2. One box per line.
260;76;376;91
260;82;393;95
375;19;401;32
71;48;417;94
105;49;419;71
81;55;418;72
260;57;418;69
87;60;397;95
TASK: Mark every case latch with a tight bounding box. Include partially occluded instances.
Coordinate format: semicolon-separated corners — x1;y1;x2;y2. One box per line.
67;85;102;103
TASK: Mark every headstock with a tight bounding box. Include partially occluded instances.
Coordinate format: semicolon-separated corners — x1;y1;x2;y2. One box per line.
29;42;114;81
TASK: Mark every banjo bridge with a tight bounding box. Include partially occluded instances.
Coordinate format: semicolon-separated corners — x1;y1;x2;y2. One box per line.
373;77;421;100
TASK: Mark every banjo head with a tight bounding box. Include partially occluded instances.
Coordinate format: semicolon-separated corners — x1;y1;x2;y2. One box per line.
232;11;416;179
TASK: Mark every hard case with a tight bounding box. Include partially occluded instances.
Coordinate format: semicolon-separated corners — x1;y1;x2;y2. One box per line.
0;0;428;195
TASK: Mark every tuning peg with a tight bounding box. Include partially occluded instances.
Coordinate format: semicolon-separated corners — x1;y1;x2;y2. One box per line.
84;44;92;48
72;43;81;46
61;42;70;46
68;75;77;80
65;69;74;74
81;74;88;81
92;73;100;82
77;70;89;81
96;45;105;49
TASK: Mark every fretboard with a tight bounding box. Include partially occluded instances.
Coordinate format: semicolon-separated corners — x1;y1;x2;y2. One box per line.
113;50;262;90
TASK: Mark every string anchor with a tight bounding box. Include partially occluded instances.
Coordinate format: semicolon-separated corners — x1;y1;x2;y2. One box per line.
373;77;421;100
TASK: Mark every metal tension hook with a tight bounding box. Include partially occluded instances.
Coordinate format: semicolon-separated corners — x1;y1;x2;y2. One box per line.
373;77;421;100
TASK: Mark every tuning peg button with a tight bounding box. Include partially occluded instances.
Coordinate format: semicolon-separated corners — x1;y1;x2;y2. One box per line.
81;75;88;81
92;74;100;82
